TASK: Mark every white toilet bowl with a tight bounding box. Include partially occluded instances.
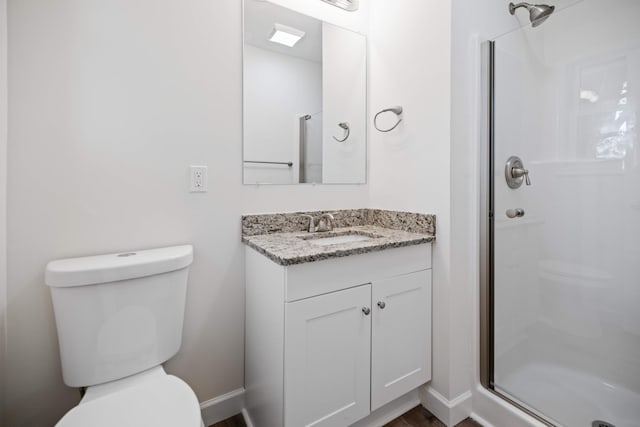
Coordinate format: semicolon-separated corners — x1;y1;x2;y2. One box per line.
55;366;204;427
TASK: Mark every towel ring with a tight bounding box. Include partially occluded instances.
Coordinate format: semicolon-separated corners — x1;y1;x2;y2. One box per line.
374;106;403;132
332;122;350;142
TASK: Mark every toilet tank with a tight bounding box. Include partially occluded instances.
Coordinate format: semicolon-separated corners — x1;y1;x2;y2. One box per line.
45;245;193;388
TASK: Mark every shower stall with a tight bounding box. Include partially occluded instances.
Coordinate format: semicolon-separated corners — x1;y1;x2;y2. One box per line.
480;1;640;426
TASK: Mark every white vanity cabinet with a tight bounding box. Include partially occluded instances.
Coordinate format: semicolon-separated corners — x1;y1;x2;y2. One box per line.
245;244;432;427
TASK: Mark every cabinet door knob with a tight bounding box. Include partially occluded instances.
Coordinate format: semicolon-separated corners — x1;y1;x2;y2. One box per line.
362;307;371;315
377;301;386;309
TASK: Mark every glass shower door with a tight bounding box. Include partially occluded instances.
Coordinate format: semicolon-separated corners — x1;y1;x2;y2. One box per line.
490;1;640;426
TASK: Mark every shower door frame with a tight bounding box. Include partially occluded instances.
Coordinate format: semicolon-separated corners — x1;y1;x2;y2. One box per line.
478;40;556;427
478;39;494;392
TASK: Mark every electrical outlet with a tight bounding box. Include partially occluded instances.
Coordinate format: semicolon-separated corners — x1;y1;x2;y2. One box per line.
189;165;208;192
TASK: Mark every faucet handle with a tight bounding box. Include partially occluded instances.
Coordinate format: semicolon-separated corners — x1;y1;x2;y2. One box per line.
316;213;335;232
300;215;315;233
505;156;531;188
511;167;531;185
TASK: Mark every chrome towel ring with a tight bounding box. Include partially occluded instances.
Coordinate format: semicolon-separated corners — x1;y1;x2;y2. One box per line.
332;122;350;142
374;106;403;132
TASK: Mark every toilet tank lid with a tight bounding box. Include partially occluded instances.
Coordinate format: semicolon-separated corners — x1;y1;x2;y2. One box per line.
45;245;193;288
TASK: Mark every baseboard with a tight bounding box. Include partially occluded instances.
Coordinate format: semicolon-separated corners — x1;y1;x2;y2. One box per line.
241;408;255;427
213;387;420;427
200;388;246;427
469;412;494;427
350;389;421;427
419;385;472;427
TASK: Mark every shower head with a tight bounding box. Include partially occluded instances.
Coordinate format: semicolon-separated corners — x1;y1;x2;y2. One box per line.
509;2;555;27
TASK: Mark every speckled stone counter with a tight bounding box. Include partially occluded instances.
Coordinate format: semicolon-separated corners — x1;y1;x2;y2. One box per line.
242;209;435;266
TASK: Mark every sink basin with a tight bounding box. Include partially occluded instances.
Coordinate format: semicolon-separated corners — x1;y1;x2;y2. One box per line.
299;231;381;247
307;234;373;246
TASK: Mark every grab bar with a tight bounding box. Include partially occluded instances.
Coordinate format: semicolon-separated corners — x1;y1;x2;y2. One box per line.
244;160;293;167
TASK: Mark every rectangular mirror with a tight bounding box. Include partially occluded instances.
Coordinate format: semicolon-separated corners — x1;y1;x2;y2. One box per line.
242;0;367;185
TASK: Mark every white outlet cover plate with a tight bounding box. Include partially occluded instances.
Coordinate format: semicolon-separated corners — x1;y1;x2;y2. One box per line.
189;165;208;192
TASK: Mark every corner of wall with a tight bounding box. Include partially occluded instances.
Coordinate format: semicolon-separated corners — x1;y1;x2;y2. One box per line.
420;385;472;427
0;0;8;423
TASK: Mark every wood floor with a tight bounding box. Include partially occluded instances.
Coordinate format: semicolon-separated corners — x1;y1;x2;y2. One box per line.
209;413;246;427
209;406;482;427
382;406;482;427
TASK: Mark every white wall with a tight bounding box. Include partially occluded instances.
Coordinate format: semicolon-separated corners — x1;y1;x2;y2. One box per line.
368;0;457;417
0;0;7;424
243;44;322;184
4;1;369;426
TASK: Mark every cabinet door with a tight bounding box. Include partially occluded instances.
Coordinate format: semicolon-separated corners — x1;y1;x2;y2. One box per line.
285;284;371;427
371;270;432;410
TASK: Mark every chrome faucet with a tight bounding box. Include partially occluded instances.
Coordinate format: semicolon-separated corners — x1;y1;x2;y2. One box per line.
315;213;335;232
300;215;315;233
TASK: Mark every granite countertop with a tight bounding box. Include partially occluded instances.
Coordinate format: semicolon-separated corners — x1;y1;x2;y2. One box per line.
242;209;435;266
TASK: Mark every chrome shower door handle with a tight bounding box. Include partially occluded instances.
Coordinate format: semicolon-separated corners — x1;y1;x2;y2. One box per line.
506;208;525;218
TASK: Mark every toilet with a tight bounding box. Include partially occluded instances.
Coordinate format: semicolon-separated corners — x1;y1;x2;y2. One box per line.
45;245;204;427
